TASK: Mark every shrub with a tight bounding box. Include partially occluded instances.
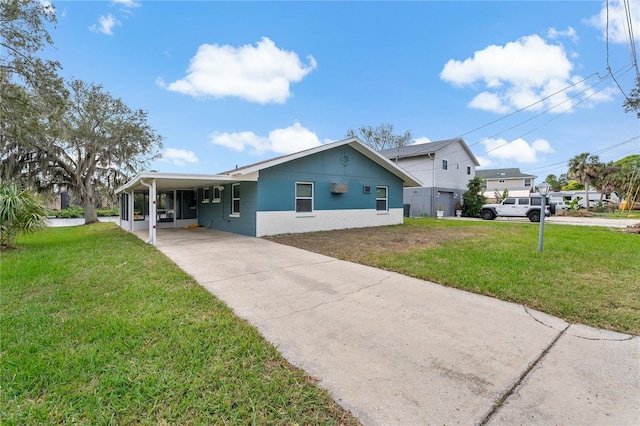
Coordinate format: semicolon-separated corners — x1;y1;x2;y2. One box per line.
462;177;486;218
52;206;120;218
53;206;84;218
0;182;49;249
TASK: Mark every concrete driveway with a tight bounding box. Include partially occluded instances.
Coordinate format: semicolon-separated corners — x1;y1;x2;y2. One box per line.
148;228;639;425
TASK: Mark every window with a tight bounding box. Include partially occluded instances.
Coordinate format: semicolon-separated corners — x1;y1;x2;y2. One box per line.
296;182;313;212
231;184;240;215
524;178;532;187
467;166;471;175
134;192;149;221
376;186;388;211
442;160;448;170
202;187;210;203
518;198;530;205
212;187;222;203
503;198;515;205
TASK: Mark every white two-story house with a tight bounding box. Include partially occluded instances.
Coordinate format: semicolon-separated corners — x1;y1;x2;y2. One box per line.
475;168;537;200
380;138;480;217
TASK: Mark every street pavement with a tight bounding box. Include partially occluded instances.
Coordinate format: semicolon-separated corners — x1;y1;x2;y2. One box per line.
142;228;639;426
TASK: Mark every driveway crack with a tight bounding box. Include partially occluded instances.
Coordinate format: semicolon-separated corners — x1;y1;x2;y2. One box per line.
479;322;571;425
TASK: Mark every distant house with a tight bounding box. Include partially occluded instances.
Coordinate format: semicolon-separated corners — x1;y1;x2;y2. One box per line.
115;137;421;244
379;138;480;217
475;168;537;200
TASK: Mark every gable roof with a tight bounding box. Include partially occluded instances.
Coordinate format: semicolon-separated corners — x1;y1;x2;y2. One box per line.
378;138;481;166
476;168;536;180
117;137;422;194
219;137;422;187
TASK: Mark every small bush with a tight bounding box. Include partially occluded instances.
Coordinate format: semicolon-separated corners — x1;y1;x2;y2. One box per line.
53;206;84;218
97;207;119;217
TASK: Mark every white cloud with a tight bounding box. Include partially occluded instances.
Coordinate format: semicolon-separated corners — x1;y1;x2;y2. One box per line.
89;14;120;35
112;0;140;8
587;0;639;43
547;27;579;43
439;34;612;114
411;137;432;145
210;122;322;156
481;137;554;163
161;148;199;166
164;37;317;104
475;156;494;168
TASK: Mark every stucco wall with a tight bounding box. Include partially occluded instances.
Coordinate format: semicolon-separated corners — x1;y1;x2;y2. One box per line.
256;208;404;237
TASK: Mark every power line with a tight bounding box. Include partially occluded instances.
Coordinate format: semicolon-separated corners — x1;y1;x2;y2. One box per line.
522;135;640;174
606;0;636;100
453;72;606;140
473;66;629;149
622;0;639;80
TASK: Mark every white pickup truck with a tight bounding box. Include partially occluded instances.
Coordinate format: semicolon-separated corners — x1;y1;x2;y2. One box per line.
481;197;551;222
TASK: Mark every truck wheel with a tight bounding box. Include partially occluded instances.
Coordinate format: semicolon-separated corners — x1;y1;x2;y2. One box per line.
481;209;495;220
528;211;540;222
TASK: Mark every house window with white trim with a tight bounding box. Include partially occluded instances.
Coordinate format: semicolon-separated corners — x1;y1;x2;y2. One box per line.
212;187;221;203
467;166;471;175
296;182;313;212
524;178;532;187
376;186;388;211
202;187;210;203
231;183;240;215
442;160;448;170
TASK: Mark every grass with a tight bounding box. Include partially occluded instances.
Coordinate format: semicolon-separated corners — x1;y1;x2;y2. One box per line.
267;218;640;335
0;223;359;425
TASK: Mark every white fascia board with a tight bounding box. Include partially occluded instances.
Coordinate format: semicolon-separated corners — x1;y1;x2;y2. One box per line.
115;171;251;194
349;142;424;187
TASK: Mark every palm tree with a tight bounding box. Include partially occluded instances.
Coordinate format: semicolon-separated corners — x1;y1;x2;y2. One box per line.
0;182;49;249
593;162;620;203
568;153;601;210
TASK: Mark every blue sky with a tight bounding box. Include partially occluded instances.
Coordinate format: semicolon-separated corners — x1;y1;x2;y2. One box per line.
46;0;639;181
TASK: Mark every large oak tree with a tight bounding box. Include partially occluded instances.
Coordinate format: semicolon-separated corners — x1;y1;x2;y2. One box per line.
32;80;162;223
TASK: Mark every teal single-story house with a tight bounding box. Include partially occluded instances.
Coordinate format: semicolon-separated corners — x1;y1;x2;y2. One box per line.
115;137;422;244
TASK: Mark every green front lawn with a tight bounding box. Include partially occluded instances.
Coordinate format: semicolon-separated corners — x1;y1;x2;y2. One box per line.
0;223;358;425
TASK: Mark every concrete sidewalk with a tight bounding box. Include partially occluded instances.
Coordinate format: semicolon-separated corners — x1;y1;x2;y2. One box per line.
148;228;639;425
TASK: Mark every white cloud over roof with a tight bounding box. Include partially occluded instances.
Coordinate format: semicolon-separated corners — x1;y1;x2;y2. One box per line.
209;122;322;155
481;137;554;164
161;148;199;166
163;37;317;104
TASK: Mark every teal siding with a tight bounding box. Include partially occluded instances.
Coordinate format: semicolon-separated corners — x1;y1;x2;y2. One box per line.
198;182;257;236
257;146;404;212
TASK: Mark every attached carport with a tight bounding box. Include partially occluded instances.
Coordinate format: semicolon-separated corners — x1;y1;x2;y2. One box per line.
115;172;248;245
